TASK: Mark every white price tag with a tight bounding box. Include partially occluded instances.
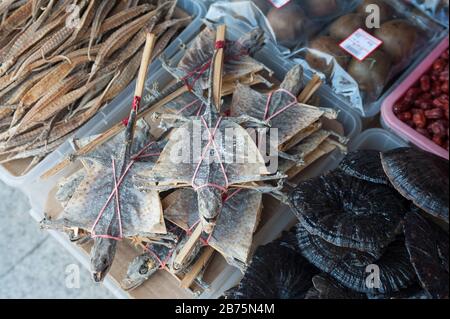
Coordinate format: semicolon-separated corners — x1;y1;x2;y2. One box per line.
269;0;291;9
339;29;383;61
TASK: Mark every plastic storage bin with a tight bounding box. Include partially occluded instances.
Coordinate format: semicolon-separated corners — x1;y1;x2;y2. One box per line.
0;0;206;189
381;35;449;159
25;22;362;299
349;128;408;152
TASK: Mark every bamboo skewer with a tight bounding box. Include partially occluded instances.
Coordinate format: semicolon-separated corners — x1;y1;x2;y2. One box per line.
180;247;215;289
213;25;226;111
124;32;156;156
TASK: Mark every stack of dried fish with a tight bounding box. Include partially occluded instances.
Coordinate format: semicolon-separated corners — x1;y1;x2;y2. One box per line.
0;0;192;174
229;148;449;299
41;24;349;295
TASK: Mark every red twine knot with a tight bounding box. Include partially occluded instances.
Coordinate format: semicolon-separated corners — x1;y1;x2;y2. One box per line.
132;96;142;111
215;40;226;49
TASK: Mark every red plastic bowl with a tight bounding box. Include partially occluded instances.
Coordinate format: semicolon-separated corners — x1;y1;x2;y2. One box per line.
382;35;449;160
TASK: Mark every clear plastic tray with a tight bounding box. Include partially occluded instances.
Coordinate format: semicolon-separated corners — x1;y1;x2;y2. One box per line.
24;22;362;299
349;128;408;152
0;0;206;189
381;35;449;159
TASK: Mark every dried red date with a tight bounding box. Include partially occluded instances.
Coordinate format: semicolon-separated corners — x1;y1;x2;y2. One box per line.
429;121;447;136
432;135;444;146
413;110;427;128
394;49;449;149
420;75;431;91
398;112;413;122
425;108;444;119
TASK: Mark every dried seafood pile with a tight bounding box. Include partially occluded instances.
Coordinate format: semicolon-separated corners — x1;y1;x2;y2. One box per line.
41;25;348;294
0;0;191;174
229;148;449;299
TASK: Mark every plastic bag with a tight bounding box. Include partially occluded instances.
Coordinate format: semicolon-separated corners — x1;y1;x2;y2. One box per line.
229;0;361;49
407;0;449;26
291;0;445;115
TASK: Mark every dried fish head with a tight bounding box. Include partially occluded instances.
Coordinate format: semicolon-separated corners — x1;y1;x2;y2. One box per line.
197;187;223;233
290;171;407;254
91;237;117;283
381;147;449;223
339;150;389;185
122;253;160;291
404;208;449;299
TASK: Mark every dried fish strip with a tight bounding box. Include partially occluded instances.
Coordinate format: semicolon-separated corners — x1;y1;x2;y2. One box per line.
0;0;193;174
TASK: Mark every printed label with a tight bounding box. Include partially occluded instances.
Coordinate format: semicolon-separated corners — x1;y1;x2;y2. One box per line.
268;0;291;9
339;28;383;61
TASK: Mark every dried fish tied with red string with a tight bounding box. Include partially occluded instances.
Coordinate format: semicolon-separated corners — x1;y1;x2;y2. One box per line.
163;188;263;270
135;111;284;234
162;26;268;92
231;65;338;152
41;120;169;282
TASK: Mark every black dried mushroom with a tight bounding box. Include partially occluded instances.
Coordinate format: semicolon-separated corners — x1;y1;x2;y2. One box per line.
296;225;417;294
290;171;406;254
404;208;449;299
381;147;449;223
339;150;389;185
230;233;318;299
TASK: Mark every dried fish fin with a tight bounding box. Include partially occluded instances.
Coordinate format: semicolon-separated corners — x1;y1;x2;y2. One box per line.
208;189;262;269
56;170;87;208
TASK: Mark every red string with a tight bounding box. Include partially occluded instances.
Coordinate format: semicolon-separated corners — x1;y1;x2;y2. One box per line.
180;39;246;92
215;40;226;49
122;118;129;126
263;88;299;122
91;141;160;240
132;96;141;111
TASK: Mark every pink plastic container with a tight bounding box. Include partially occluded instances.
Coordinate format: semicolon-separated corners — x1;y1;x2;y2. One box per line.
382;35;449;160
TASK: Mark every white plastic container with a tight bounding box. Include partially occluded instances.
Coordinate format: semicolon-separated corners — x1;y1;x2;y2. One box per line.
25;22;362;299
0;0;206;189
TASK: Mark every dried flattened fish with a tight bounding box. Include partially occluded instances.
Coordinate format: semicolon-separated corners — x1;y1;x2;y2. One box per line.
42;120;166;282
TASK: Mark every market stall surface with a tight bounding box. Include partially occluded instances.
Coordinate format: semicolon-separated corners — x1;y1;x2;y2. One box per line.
0;181;115;299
